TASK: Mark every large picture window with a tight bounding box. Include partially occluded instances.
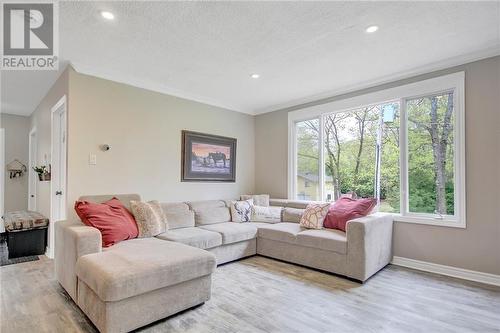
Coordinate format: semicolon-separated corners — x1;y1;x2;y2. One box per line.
289;73;465;227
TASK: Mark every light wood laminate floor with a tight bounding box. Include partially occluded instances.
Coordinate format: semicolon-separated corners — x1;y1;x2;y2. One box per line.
1;255;499;333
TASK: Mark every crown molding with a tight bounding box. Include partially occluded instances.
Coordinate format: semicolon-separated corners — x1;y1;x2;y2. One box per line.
70;63;253;115
69;46;499;117
255;46;500;115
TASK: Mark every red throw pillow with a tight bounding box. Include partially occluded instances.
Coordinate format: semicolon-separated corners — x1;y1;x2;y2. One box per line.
74;197;139;247
323;197;377;232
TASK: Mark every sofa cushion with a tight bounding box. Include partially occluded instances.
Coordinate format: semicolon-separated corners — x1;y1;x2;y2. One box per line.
194;207;231;225
240;194;270;207
188;200;231;225
249;222;275;228
167;210;195;229
269;199;322;210
76;238;216;302
187;200;227;211
282;207;304;223
251;205;282;223
296;229;347;254
284;200;312;209
199;222;257;245
79;194;141;211
269;198;288;207
156;227;222;249
160;202;195;229
257;223;304;244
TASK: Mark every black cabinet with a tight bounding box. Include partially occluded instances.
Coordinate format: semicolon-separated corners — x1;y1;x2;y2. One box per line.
6;227;48;258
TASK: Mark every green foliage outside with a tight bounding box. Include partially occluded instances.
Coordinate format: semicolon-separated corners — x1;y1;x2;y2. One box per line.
296;93;455;215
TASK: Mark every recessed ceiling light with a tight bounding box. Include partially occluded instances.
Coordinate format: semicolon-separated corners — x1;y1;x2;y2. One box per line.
251;74;260;79
101;11;115;20
365;25;379;33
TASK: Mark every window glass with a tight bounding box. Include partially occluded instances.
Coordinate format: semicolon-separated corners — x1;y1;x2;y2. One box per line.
406;93;455;215
296;119;320;200
323;103;400;212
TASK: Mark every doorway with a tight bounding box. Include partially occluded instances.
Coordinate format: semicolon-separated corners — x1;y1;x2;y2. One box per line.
28;127;37;211
49;96;67;258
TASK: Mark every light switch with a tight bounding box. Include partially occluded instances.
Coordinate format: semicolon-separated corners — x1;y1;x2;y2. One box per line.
89;153;97;165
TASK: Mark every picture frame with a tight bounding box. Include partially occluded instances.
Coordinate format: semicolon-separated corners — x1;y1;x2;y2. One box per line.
181;130;237;182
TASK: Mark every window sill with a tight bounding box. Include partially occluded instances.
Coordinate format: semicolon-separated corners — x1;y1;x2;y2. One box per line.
392;214;466;229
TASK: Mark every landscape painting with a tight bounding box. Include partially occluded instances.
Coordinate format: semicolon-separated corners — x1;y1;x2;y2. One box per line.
182;131;236;182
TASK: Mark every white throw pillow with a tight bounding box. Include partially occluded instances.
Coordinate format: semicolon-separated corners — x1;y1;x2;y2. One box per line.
251;205;282;223
230;199;253;222
299;203;330;229
240;194;270;207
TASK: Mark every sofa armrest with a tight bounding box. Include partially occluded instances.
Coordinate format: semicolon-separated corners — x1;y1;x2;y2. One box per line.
346;212;393;281
55;220;102;301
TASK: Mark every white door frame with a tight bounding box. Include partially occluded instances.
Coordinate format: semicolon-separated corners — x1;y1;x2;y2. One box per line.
28;126;37;211
0;128;5;232
49;95;67;258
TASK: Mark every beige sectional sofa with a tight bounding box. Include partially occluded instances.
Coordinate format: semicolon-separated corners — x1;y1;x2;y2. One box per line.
56;194;393;333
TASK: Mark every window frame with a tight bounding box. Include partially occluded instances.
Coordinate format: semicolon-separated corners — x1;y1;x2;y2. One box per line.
288;72;466;228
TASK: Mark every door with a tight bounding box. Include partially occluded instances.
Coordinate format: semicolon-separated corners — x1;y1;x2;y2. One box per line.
49;96;67;258
28;128;37;211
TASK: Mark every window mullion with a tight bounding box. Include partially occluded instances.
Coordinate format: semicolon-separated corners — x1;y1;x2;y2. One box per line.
319;116;325;201
400;98;408;216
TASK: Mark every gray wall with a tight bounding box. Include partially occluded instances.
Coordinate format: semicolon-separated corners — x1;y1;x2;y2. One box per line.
255;56;500;275
67;69;255;220
1;113;30;212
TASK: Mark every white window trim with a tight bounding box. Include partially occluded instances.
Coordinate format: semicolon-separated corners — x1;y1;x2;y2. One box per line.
288;72;466;228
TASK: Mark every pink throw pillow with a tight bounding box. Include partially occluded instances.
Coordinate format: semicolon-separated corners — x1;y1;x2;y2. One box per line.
323;197;377;232
75;197;139;247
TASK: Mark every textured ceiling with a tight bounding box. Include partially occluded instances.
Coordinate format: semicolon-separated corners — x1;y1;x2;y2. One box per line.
2;1;500;116
1;64;67;116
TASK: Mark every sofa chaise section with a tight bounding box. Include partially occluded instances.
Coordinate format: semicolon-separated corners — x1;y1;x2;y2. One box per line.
55;194;141;301
76;238;216;333
56;195;217;333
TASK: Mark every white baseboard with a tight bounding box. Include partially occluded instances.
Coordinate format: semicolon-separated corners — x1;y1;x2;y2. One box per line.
391;256;500;287
45;246;54;259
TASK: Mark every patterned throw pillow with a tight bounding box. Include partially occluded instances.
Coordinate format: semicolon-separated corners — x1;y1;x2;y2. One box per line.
251;205;282;223
130;200;168;237
299;203;331;229
230;199;253;222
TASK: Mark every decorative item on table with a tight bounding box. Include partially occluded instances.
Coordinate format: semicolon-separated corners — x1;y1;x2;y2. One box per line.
33;164;51;181
6;159;27;179
181;130;236;182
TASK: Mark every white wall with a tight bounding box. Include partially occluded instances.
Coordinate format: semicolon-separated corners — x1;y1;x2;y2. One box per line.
66;69;255;219
0;113;30;212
